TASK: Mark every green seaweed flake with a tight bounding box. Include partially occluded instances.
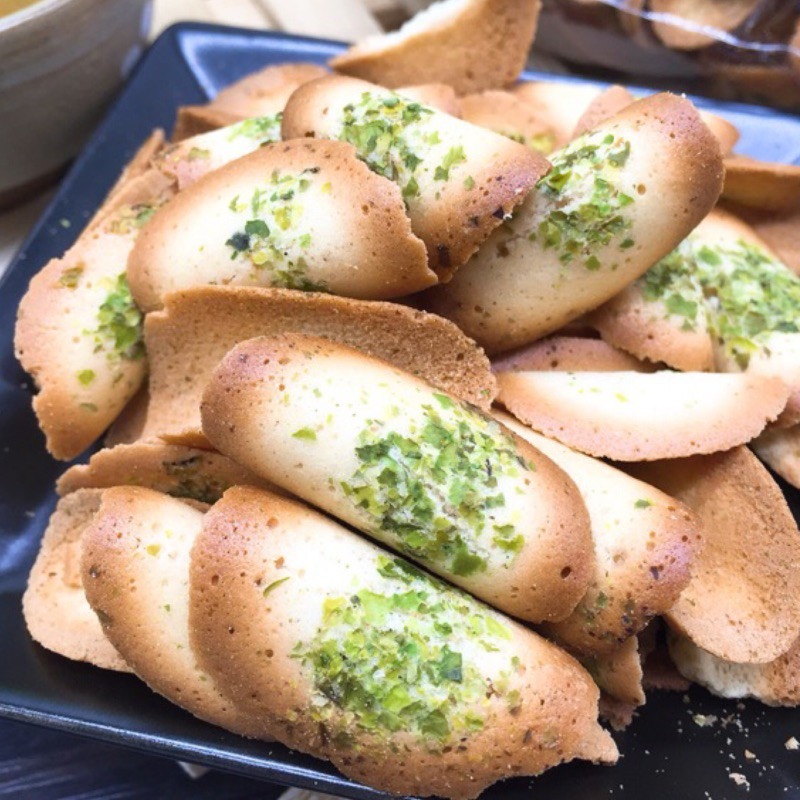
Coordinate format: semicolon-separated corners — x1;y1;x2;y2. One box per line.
227;113;283;143
224;168;326;291
340;395;530;576
293;554;516;745
531;131;635;269
93;274;144;361
639;236;800;368
338;92;435;202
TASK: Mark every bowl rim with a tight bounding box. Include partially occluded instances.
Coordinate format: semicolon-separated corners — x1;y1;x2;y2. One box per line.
0;0;77;34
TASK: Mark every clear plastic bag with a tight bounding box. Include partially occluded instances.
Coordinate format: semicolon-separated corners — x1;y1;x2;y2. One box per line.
534;0;800;110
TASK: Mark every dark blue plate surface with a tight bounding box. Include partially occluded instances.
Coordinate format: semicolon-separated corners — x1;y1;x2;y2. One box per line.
1;23;799;800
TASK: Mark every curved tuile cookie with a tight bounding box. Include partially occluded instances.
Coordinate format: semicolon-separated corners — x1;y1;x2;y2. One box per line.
22;489;130;672
721;155;800;213
398;83;462;116
81;487;271;738
650;0;760;50
422;93;724;354
727;203;800;278
495;412;700;655
128;139;435;311
155;114;285;191
329;0;542;96
669;212;800;392
573;85;635;139
512;81;605;149
574;86;739;157
141;285;496;445
190;485;617;799
171;64;329;141
104;386;149;447
496;370;790;461
587;637;645;708
626;447;800;664
592;208;800;379
93;129;167;226
669;631;800;707
492;335;653;374
753;424;800;490
171;106;240;142
57;441;278;502
201;334;594;624
14;168;175;460
281;75;548;279
459;90;556;154
589;236;714;372
208;62;329;119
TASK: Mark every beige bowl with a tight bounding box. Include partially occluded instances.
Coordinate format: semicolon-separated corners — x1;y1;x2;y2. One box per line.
0;0;151;209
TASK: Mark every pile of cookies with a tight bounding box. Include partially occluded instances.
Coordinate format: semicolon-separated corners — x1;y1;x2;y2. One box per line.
14;1;800;797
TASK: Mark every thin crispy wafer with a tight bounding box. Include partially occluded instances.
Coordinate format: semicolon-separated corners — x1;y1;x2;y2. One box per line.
92;130;167;226
81;488;271;738
753;424;800;490
398;83;462;116
459;90;556;153
281;75;548;280
627;447;800;664
201;335;594;624
650;0;760;50
329;0;542;96
727;203;800;278
208;63;328;119
22;489;129;672
592;208;800;380
492;335;653;374
104;386;149;447
141;286;496;445
669;631;800;706
573;86;635;138
190;486;616;800
57;441;277;501
128;139;434;311
722;155;800;213
574;86;739;156
172;106;239;141
422;93;724;353
171;62;329;140
584;636;645;710
497;370;790;461
511;81;604;149
155;114;284;191
496;411;700;655
14;168;175;460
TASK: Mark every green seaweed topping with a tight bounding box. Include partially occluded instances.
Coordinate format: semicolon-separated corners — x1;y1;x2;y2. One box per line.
640;236;800;368
93;274;144;361
292;426;317;441
340;395;530;576
504;130;555;155
76;369;95;386
109;203;158;235
59;265;84;288
224;168;326;291
434;145;466;182
338;92;436;202
530;130;635;270
227;113;283;143
293;554;516;745
640;242;703;331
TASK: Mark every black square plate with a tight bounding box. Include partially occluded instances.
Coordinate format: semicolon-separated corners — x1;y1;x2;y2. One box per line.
1;22;799;800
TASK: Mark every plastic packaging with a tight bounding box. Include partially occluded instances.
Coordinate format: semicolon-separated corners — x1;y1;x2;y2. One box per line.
534;0;800;111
